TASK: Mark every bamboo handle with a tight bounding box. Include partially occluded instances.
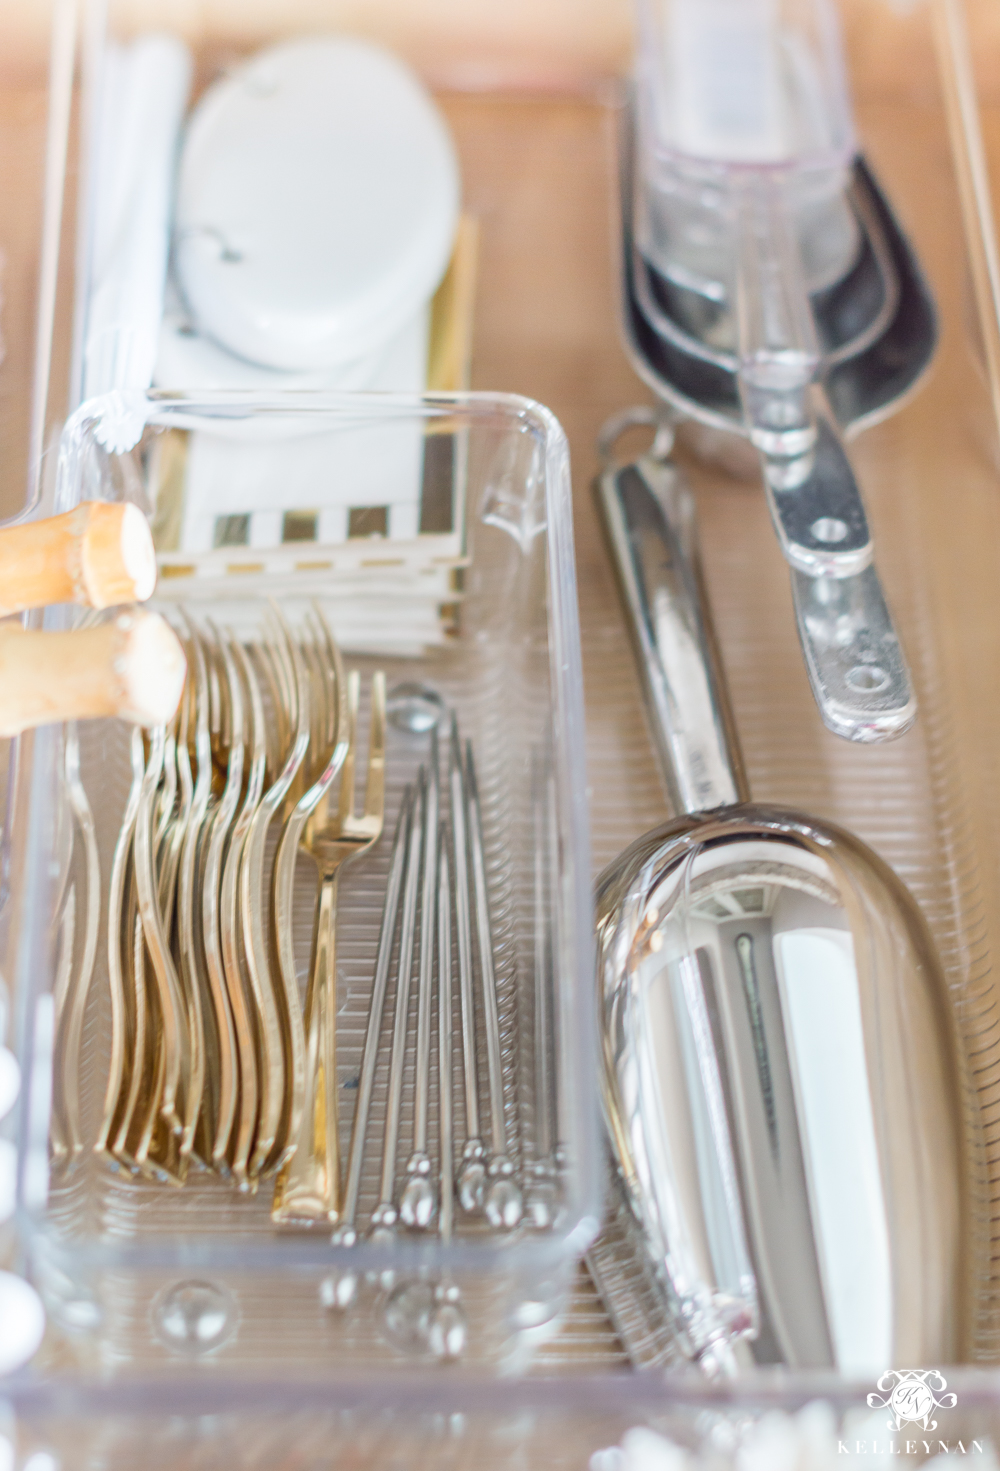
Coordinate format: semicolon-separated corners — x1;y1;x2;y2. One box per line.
0;503;156;617
0;612;186;736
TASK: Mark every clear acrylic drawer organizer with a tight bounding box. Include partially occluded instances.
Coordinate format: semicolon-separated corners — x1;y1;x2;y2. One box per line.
8;388;600;1375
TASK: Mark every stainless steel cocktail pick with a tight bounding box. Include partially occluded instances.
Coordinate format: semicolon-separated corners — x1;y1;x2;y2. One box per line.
448;718;486;1215
465;740;523;1230
525;746;561;1230
428;833;467;1360
325;787;413;1310
367;771;424;1267
400;733;440;1230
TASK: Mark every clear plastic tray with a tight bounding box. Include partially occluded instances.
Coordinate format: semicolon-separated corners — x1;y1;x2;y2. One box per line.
9;389;599;1373
3;0;1000;1460
6;1367;1000;1468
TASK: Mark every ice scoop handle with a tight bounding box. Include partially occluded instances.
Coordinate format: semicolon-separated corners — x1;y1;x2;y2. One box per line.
0;611;186;736
594;433;749;816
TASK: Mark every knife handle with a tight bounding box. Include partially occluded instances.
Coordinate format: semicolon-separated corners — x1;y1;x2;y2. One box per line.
0;503;156;617
0;612;185;736
595;451;749;816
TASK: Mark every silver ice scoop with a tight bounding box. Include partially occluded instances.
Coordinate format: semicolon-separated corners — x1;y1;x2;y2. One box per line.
617;91;936;744
593;433;981;1375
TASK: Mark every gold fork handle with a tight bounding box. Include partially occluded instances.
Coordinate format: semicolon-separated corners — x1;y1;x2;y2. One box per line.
272;869;342;1224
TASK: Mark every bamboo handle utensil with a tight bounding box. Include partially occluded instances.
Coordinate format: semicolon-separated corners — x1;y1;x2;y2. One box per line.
0;502;156;617
0;611;186;736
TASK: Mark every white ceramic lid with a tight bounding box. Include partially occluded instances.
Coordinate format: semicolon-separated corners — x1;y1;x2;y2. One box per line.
155;307;384;390
173;36;459;371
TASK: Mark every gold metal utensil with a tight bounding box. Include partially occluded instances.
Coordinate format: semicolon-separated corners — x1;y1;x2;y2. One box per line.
272;668;386;1225
269;611;347;1180
95;727;144;1164
220;638;269;1190
241;606;311;1179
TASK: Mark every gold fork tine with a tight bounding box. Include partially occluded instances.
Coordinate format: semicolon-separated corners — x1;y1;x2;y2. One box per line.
251;636;286;773
294;619;318;783
313;602;347;770
304;610;334;758
264;603;294;723
310;611;338;751
364;673;387;823
337;674;360;824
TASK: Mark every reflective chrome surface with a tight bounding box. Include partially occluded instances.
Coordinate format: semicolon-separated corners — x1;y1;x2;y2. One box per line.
619;104;938;443
597;414;914;746
596;813;970;1373
594;444;978;1375
615;90;933;743
790;564;915;743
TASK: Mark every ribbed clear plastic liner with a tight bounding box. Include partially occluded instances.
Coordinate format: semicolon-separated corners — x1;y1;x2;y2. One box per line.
9;5;1000;1421
41;661;566;1367
70;653;532;1234
12;1376;1000;1470
556;423;1000;1367
52;661;536;1368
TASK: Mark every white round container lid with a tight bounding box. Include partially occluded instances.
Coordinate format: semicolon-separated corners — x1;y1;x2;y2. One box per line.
155;309;384;391
173;37;459;371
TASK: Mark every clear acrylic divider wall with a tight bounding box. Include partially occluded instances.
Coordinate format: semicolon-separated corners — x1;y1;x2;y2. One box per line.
10;389;599;1375
6;0;1000;1465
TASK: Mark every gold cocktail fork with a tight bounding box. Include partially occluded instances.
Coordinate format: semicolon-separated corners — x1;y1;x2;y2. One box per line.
174;623;228;1166
159;661;202;1161
95;732;142;1164
100;727;146;1169
129;721;191;1183
267;610;346;1183
220;636;269;1190
272;654;386;1225
241;604;310;1178
51;717;100;1169
175;624;213;1162
200;622;248;1172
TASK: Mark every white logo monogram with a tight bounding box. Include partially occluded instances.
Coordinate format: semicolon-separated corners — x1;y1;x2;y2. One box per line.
867;1370;958;1432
